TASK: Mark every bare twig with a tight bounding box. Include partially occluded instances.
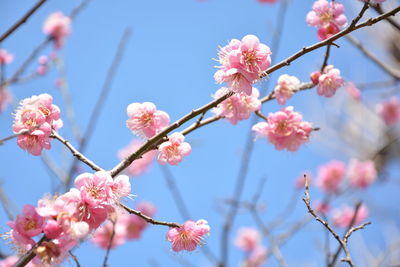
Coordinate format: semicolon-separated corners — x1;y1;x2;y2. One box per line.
320;45;332;72
119;203;181;228
372;4;400;31
0;183;16;220
69;251;81;267
102;219;116;267
0;0;47;42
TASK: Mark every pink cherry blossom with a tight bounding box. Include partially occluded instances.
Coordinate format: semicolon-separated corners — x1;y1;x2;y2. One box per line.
317;65;344;97
74;171;114;206
0;49;14;64
166;219;210;252
43;12;71;49
109;174;131;201
274;74;300;105
212;87;261;125
345;82;361;101
310;71;321;84
315;201;331;215
244;246;268;267
8;204;44;238
306;0;347;40
332;204;368;228
157;132;191;165
0;87;12;113
92;219;127;249
252;106;313;151
126;102;170;138
119;202;156;240
33;238;76;266
118;140;156;177
316;160;346;193
0;256;18;267
376;97;400;126
234;227;261;252
214;35;271;95
347;159;377;189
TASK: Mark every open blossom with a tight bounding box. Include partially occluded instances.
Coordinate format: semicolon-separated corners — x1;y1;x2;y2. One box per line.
212;87;261;125
252;106;313;151
347;159;377;189
0;49;14;64
12;94;63;156
376;97;400;126
274;74;300;105
43;12;71;49
126;102;170;138
8;205;44;239
332;204;368;228
306;0;347;40
234;227;261;252
118;140;156;177
167;219;210;252
345;82;361;101
316;160;345;193
214;35;271;95
157;132;191;165
317;65;344;97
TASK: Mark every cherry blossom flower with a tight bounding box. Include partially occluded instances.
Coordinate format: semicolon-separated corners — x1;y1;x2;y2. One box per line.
316;160;346;193
234;227;261;252
74;171;114;206
332;204;368;228
0;256;19;267
244;246;268;267
315;201;331;215
157;132;191;165
8;204;44;238
274;74;300;105
345;82;361;101
92;220;127;249
376;97;400;126
166;219;210;252
212;87;261;125
119;202;156;240
118;140;156;177
306;0;347;40
214;35;271;95
0;49;14;64
317;65;344;97
126;102;170;138
347;159;377;189
43;12;71;49
252;106;313;151
0;87;12;113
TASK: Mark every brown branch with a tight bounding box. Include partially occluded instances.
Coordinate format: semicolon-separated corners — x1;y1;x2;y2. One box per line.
119;203;181;228
102;219;116;267
345;34;400;80
372;4;400;31
0;0;47;42
255;111;269;121
320;44;332;72
68;251;81;267
13;235;49;267
51;131;103;172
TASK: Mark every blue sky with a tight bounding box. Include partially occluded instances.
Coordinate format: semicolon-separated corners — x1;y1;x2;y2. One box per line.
1;0;399;266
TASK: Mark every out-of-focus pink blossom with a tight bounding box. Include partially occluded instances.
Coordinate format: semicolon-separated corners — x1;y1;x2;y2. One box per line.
0;256;19;267
166;219;210;252
213;87;261;125
347;159;377;189
317;65;344;97
315;201;331;215
294;173;312;189
234;227;261;252
43;12;71;49
376;97;400;126
126;102;170;138
258;0;277;3
214;35;271;95
345;82;361;101
119;202;156;240
118;140;156;177
316;160;345;193
274;74;300;105
306;0;347;40
92;220;127;249
244;246;268;267
0;49;14;64
0;87;12;113
332;204;368;228
157;132;191;165
252;106;313;151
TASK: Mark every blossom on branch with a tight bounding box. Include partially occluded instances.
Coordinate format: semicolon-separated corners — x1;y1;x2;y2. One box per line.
166;219;210;252
316;65;344;97
212;87;261;125
214;35;271;95
43;12;71;49
118;139;156;177
273;74;300;105
347;159;377;189
157;132;191;165
376;97;400;126
316;160;345;194
252;106;313;151
332;204;368;228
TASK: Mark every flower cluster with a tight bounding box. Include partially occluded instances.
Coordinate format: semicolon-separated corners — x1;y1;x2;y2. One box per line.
118;140;156;177
12;94;63;156
311;65;344;98
252;106;313;151
235;227;267;267
213;87;261;125
306;0;347;40
214;35;271;95
7;171;131;266
376;97;400;126
166;219;210;252
43;12;71;49
157;132;192;165
273;74;300;105
92;202;156;249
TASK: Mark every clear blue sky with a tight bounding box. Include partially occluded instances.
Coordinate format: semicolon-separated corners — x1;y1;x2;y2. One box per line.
0;0;399;266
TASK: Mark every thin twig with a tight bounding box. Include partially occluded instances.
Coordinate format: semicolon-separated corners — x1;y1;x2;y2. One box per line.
13;235;49;267
0;0;47;42
102;219;116;267
69;251;81;267
0;183;16;220
0;129;30;145
372;4;400;31
320;45;332;72
119;203;181;228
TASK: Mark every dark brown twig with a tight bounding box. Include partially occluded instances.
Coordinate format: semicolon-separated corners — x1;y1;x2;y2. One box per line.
69;251;81;267
372;4;400;31
102;219;116;267
13;235;49;267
